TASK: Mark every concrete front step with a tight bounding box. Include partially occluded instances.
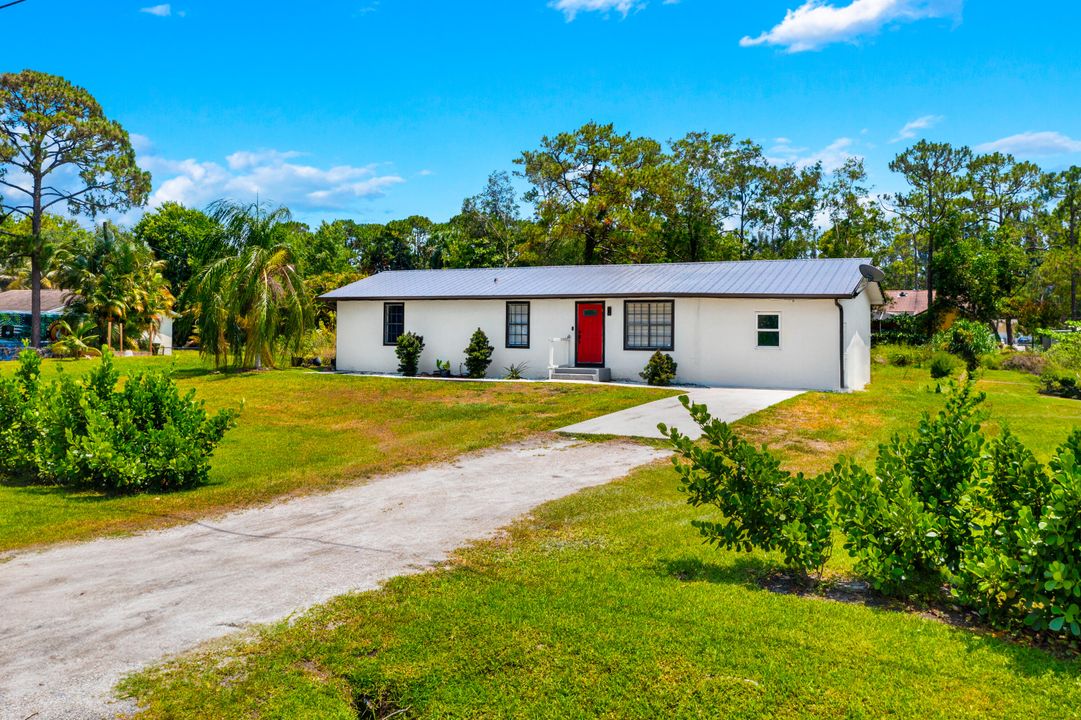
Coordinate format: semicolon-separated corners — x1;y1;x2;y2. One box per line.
549;367;612;382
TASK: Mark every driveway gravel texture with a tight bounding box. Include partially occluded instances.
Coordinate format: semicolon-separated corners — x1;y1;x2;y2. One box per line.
0;437;667;720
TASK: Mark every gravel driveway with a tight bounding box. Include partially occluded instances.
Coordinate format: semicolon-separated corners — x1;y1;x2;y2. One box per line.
0;437;667;720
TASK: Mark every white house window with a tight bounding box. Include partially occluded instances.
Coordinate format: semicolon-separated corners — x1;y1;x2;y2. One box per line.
383;302;405;345
625;300;674;351
506;302;530;348
757;313;780;348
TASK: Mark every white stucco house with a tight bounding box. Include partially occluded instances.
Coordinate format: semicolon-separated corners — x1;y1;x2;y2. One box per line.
322;258;885;392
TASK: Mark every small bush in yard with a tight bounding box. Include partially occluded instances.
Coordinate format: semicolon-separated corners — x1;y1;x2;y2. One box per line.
661;396;834;578
933;318;998;370
463;328;494;378
833;379;987;594
640;351;678;386
1043;322;1081;370
1042;368;1081;400
0;349;238;494
395;332;424;376
929;351;960;379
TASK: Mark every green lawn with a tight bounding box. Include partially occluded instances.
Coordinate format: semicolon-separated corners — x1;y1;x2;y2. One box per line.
0;352;672;552
120;364;1081;719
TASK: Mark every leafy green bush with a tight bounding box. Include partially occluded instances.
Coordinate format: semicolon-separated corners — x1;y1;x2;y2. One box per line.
640;351;678;386
1043;322;1081;370
1041;368;1081;399
833;380;986;594
0;349;238;493
395;332;424;376
933;318;998;371
929;351;960;379
661;397;834;577
463;328;494;379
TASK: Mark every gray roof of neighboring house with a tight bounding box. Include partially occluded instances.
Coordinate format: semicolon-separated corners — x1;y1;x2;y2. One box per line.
0;289;74;314
322;258;881;301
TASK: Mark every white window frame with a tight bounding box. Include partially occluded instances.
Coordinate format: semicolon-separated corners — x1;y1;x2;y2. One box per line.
756;311;781;350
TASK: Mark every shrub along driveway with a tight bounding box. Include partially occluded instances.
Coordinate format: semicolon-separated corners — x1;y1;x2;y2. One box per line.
0;437;666;720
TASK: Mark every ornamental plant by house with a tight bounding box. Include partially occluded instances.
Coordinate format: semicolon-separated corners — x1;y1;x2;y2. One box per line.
463;328;494;379
395;332;424;376
641;351;677;386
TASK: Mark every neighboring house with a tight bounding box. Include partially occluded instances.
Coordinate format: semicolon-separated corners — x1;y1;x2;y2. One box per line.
0;289;73;352
874;289;931;321
324;258;884;392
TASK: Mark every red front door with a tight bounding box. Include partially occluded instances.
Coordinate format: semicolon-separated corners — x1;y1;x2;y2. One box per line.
575;302;605;366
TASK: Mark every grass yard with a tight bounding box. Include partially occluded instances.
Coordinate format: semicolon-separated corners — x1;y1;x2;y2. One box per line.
121;364;1081;719
0;352;673;552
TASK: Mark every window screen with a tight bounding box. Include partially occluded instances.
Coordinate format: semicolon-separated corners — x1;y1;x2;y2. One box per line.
383;303;405;345
506;302;530;348
757;313;780;348
624;301;674;351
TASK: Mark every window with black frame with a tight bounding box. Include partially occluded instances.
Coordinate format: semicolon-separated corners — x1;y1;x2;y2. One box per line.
757;312;780;348
383;303;404;345
624;300;674;351
506;302;530;348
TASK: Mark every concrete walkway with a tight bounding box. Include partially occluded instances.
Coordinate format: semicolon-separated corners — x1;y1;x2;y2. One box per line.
559;387;803;440
0;437;667;720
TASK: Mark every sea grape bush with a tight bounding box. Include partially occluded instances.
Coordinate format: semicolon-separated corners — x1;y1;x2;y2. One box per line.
664;378;1081;637
834;380;987;594
661;396;833;577
0;349;238;493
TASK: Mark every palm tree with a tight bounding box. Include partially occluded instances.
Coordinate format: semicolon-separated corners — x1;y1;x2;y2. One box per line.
49;319;101;358
193;201;310;369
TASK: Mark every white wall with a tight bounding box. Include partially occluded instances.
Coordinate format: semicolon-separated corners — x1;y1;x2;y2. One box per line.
336;295;873;391
841;293;872;391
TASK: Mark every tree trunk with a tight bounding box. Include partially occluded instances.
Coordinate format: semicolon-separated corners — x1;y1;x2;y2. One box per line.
1005;317;1014;347
30;174;43;348
926;198;936;340
30;253;42;348
106;318;113;351
119;323;125;352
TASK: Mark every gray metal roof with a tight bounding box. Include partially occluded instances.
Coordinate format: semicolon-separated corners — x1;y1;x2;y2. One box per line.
322;258;878;301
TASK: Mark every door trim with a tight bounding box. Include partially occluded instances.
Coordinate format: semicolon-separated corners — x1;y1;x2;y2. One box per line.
574;301;606;367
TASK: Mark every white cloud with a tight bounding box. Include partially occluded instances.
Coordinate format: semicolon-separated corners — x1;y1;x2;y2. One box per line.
975;131;1081;157
740;0;962;52
140;4;172;16
890;114;943;143
139;147;405;213
768;137;858;172
550;0;646;21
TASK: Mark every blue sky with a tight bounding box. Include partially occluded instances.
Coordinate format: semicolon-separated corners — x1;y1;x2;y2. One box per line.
3;0;1080;226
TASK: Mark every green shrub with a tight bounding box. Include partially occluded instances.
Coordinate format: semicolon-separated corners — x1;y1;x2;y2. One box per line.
395;332;424;376
832;379;986;594
661;397;834;577
668;378;1081;636
929;351;960;379
0;349;238;494
1043;322;1081;370
933;318;998;371
1041;368;1081;399
463;328;494;379
640;351;678;386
